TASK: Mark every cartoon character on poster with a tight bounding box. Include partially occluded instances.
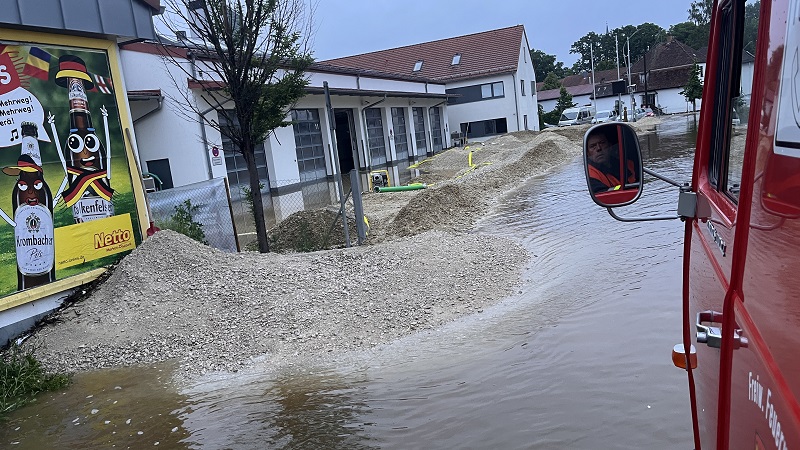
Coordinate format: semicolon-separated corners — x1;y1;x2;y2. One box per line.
0;46;57;290
49;55;114;223
2;150;56;290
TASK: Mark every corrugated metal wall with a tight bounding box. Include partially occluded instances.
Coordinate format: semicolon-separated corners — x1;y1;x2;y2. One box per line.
0;0;156;40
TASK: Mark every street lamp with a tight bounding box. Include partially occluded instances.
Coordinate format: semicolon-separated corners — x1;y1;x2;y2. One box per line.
623;29;642;121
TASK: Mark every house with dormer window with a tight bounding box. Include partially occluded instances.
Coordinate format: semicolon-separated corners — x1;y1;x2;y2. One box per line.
323;25;539;138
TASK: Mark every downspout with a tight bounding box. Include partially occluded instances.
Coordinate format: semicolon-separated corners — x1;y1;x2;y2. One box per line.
512;72;521;131
361;94;387;171
189;51;215;180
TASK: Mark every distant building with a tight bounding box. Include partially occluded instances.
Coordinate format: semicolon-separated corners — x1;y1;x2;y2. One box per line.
537;36;746;116
323;25;539;138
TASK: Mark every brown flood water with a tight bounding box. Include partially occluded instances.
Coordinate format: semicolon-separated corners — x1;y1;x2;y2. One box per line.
2;115;700;449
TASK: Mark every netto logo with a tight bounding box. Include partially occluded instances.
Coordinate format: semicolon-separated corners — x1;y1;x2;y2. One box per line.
94;229;132;249
25;212;41;233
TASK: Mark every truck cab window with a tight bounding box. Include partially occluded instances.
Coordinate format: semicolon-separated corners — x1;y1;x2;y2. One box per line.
708;0;760;202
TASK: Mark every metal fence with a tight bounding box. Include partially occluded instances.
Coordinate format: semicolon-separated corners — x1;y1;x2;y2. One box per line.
226;177;343;250
148;174;364;252
147;177;240;252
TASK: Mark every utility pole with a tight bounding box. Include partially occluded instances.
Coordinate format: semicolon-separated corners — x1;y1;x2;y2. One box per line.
615;34;622;118
590;42;596;108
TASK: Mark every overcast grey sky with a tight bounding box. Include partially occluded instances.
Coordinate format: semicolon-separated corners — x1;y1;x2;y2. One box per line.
311;0;696;66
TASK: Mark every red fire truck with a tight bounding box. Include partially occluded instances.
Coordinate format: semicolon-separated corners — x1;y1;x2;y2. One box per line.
583;1;800;448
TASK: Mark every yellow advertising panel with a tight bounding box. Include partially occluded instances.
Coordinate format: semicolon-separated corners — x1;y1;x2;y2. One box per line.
0;30;147;311
54;213;135;270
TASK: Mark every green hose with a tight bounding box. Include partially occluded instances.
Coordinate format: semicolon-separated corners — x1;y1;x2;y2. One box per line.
377;183;427;193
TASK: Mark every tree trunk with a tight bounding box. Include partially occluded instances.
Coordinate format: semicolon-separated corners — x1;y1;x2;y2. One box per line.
243;143;270;253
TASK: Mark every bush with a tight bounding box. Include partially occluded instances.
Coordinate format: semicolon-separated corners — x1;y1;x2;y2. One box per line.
1;345;71;417
157;199;208;245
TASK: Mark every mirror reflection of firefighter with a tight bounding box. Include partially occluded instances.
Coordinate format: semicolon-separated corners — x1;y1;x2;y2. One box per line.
2;141;56;290
52;55;114;223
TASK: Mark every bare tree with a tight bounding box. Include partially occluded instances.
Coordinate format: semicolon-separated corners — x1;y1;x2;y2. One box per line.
158;0;314;252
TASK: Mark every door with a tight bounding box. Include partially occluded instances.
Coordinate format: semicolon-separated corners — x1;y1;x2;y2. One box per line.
727;0;800;448
689;1;794;449
391;107;409;161
690;1;750;448
334;109;357;174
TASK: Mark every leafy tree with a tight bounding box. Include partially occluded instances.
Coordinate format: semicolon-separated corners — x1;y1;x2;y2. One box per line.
541;72;561;91
569;24;665;74
689;0;714;25
555;87;576;115
530;49;570;80
743;1;761;54
668;21;708;50
158;0;313;253
680;63;703;112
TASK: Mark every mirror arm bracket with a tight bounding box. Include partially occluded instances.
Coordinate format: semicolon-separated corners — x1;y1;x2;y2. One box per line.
643;167;683;187
606;208;680;222
606;183;696;223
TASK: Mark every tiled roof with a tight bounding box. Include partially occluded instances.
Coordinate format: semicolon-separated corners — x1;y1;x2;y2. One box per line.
630;38;699;72
321;25;525;82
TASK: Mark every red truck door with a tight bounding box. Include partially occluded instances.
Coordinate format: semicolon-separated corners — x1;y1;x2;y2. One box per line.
726;0;800;448
692;1;800;448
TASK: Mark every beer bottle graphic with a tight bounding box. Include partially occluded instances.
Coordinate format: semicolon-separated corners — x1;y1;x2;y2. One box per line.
55;55;114;223
20;122;42;166
3;153;56;290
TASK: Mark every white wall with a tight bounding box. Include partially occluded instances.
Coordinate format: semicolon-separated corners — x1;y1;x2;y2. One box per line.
516;31;539;131
446;73;516;135
122;45;451;191
121;49;214;187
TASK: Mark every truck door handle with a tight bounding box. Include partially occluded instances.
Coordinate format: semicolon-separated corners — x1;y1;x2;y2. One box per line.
696;310;749;349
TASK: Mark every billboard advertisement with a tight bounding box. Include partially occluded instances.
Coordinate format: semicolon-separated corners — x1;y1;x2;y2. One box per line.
0;40;142;302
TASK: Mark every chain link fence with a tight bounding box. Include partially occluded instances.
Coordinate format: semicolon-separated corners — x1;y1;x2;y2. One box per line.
226;177;343;250
147;177;240;252
148;175;364;252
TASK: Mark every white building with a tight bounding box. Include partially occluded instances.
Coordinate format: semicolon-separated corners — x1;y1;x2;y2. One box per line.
121;41;451;221
322;25;540;138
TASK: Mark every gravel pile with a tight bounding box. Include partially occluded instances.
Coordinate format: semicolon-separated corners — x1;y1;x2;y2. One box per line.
25;230;528;379
17;119;662;382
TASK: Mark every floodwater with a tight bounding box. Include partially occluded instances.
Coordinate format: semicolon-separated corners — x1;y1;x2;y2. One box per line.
1;115;700;449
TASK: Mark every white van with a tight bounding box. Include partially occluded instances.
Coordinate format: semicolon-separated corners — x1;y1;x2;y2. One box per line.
558;105;596;126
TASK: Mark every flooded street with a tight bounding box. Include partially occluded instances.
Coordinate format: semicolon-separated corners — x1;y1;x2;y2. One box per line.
3;115;700;449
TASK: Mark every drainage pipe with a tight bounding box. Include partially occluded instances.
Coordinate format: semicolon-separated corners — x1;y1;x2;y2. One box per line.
377;183;427;193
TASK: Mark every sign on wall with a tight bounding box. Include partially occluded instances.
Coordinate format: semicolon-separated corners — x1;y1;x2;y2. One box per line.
0;41;141;299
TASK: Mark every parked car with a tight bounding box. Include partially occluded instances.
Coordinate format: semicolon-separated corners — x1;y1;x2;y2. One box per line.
558;105;596;126
643;107;655;117
632;108;647;120
592;110;616;124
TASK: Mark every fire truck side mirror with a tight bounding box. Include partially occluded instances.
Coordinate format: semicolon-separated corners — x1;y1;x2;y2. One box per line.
583;123;644;208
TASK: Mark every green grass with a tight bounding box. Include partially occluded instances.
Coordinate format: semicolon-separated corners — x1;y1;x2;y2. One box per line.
0;344;71;417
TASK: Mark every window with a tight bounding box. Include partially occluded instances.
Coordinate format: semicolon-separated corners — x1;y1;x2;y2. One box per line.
521;79;526;96
392;107;409;160
430;107;443;152
492;81;504;97
452;53;461;65
707;0;759;202
219;112;268;190
413;60;423;72
480;81;504;99
365;108;387;165
447;81;506;104
291;109;326;181
413;107;427;155
531;80;536;95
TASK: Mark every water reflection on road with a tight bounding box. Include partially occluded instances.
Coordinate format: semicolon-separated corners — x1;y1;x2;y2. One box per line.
1;115;699;449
